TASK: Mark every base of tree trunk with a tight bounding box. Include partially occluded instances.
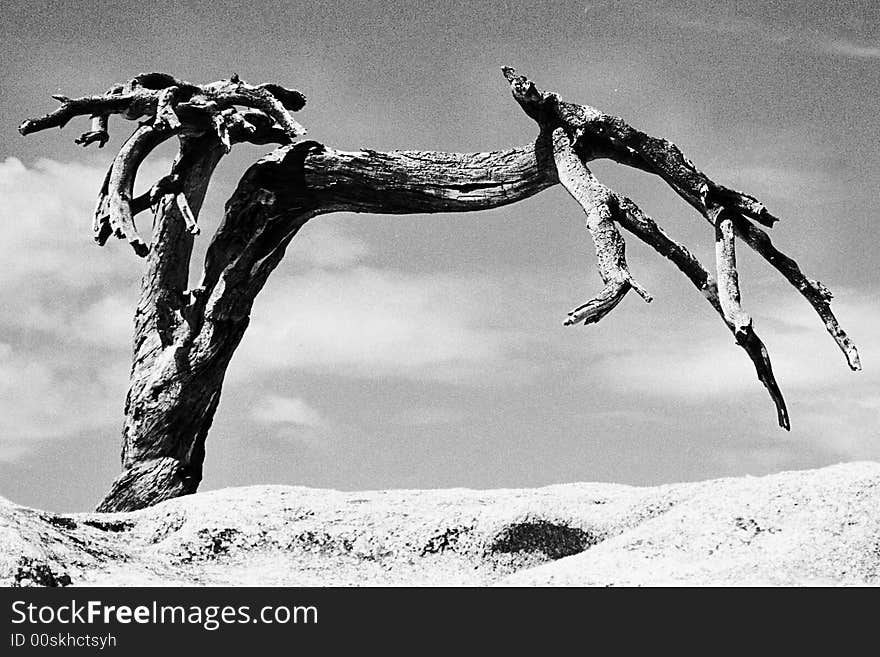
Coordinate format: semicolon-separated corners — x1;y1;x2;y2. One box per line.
96;457;201;512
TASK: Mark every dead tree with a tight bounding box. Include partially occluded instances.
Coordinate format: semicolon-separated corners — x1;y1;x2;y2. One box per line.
19;69;860;512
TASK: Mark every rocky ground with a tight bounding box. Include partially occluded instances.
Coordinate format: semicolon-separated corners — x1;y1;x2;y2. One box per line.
1;462;878;586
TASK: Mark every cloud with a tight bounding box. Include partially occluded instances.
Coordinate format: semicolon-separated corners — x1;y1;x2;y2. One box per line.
592;288;879;457
0;157;164;461
0;157;167;288
0;157;168;348
0;158;544;462
0;342;128;461
822;39;880;60
0;157;103;286
663;12;880;61
715;164;837;204
248;395;335;449
288;217;370;269
712;443;815;474
598;290;878;396
230;266;533;384
70;295;135;349
796;392;880;460
251;395;327;428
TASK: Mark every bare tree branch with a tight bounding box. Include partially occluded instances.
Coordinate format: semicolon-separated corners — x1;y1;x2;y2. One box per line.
19;73;306;143
74;114;110;148
730;215;861;371
105;124;177;255
713;208;750;335
501;66;858;373
550;127;651;325
613;199;789;429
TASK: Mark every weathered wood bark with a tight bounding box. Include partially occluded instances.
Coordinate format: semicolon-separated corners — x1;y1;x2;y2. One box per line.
98;140;558;511
97;136;228;511
20;70;859;511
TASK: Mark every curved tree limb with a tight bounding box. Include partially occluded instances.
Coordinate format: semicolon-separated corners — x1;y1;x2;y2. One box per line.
550;127;651;325
106;135;557;512
195;139;558;328
106;124;176;255
92;125;177;248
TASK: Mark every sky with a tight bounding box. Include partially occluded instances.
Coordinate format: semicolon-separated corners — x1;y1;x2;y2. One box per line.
0;0;878;511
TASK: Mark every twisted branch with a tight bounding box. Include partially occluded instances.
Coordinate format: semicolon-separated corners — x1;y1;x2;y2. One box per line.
501;66;851;428
21;73;305;256
106;124;176;256
551;128;651;325
19;73;305;139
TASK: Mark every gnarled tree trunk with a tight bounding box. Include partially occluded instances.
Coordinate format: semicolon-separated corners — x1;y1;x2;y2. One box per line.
19;69;860;512
102;141;557;511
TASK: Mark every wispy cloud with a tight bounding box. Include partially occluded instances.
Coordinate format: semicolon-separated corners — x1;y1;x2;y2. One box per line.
251;395;327;428
593;289;879;457
665;12;880;61
288;217;370;269
249;395;335;448
715;164;838;204
0;341;128;461
0;157;167;288
0;158;552;462
598;290;877;394
230;266;536;385
822;39;880;60
0;158;145;461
